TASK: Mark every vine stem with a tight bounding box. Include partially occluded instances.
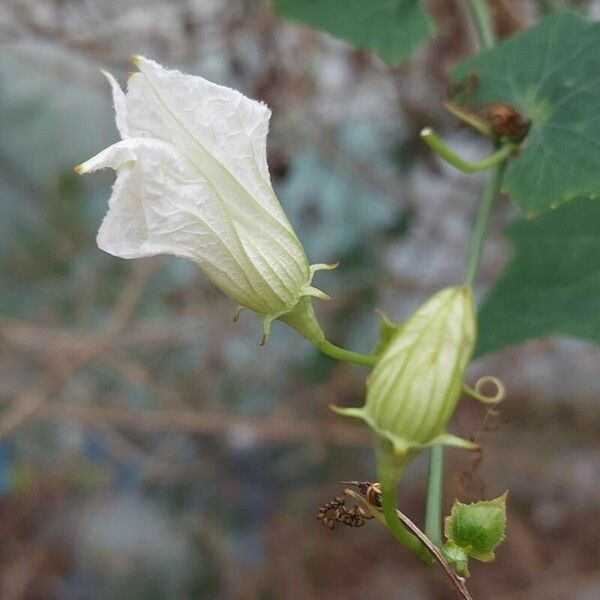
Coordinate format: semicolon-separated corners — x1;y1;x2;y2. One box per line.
424;0;499;549
377;456;435;564
421;128;514;173
316;339;377;367
424;445;444;544
465;0;495;50
381;485;436;564
463;161;507;286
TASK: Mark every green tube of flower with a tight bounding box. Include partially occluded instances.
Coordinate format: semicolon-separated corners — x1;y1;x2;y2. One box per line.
334;286;478;480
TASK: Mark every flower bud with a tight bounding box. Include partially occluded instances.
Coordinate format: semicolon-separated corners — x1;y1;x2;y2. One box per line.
334;286;477;457
76;56;331;344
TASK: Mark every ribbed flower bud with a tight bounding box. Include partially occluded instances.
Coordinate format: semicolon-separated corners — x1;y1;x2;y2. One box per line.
334;286;477;458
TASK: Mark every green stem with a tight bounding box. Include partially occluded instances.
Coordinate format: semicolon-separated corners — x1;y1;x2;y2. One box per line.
423;162;505;556
421;128;514;173
377;453;435;564
463;160;506;286
424;445;444;545
465;0;495;50
423;0;499;554
423;163;506;561
381;485;434;564
316;339;377;367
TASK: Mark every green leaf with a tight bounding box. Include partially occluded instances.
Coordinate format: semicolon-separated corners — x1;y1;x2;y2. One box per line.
444;494;507;563
453;11;600;216
272;0;434;66
477;197;600;356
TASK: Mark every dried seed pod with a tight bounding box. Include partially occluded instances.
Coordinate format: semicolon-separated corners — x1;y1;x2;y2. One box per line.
478;103;531;142
316;496;346;530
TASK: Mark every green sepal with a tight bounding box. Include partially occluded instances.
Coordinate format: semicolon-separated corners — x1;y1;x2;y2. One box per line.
330;406;476;458
429;432;478;451
441;542;470;578
444;493;508;563
371;310;401;358
278;296;325;345
330;406;411;458
329;405;366;420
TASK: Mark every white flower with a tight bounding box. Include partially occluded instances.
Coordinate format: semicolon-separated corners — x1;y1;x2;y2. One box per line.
76;56;333;344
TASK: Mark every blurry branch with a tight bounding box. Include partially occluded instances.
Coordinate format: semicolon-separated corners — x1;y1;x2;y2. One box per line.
0;371;75;439
0;250;370;445
1;0;206;73
101;258;159;334
103;350;186;407
0;316;203;353
0;260;158;437
0;252;372;448
36;401;370;447
101;426;214;483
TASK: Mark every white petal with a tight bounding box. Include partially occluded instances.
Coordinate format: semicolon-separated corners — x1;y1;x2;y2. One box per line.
121;56;309;285
89;138;286;313
76;139;137;174
102;70;129;139
125;72;173;141
128;56;294;234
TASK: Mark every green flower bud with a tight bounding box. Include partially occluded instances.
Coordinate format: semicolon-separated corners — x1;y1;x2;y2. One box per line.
334;286;477;458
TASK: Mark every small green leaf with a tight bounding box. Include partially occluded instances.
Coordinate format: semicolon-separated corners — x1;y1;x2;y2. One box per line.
477;197;600;356
272;0;434;66
444;493;507;563
453;11;600;216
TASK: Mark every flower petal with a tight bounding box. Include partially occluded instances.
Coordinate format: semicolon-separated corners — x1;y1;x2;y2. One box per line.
87;138;277;312
125;72;173;141
128;57;296;234
102;70;130;139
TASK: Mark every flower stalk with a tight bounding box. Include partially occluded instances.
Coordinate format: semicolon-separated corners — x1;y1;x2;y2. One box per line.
316;340;377;367
420;128;514;173
380;481;435;564
465;0;495;50
424;445;444;545
464;160;507;286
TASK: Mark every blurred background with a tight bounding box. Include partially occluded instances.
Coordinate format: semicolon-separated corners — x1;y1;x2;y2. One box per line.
1;0;599;598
